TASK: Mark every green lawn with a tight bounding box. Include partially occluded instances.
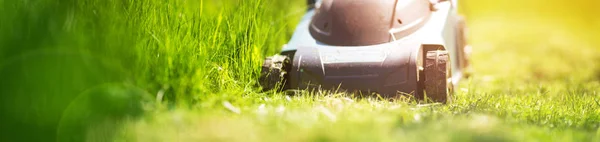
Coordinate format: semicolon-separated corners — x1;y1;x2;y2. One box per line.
1;0;599;141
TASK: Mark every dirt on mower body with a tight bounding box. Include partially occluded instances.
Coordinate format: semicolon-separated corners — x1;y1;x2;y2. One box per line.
260;0;470;103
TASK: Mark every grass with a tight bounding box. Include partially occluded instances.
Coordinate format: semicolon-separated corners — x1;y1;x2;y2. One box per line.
1;0;599;141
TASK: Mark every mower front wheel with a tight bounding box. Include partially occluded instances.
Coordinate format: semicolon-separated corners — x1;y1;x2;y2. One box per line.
259;55;290;91
423;50;452;103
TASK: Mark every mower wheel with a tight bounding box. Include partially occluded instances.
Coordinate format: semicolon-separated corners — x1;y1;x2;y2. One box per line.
259;55;290;91
456;16;472;78
423;50;452;103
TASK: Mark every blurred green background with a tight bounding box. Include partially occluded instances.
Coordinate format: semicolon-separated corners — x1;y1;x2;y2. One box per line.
1;0;599;141
463;0;600;82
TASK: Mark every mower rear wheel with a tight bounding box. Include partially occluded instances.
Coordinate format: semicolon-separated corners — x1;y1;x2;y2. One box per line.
423;50;452;103
456;16;472;78
259;55;290;91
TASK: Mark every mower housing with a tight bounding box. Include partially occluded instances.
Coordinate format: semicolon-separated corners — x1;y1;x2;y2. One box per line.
260;0;469;102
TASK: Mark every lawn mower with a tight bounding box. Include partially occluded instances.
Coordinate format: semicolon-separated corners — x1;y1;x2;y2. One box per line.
260;0;470;103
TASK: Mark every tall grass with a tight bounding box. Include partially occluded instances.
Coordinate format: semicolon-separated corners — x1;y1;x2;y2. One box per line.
1;0;302;141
